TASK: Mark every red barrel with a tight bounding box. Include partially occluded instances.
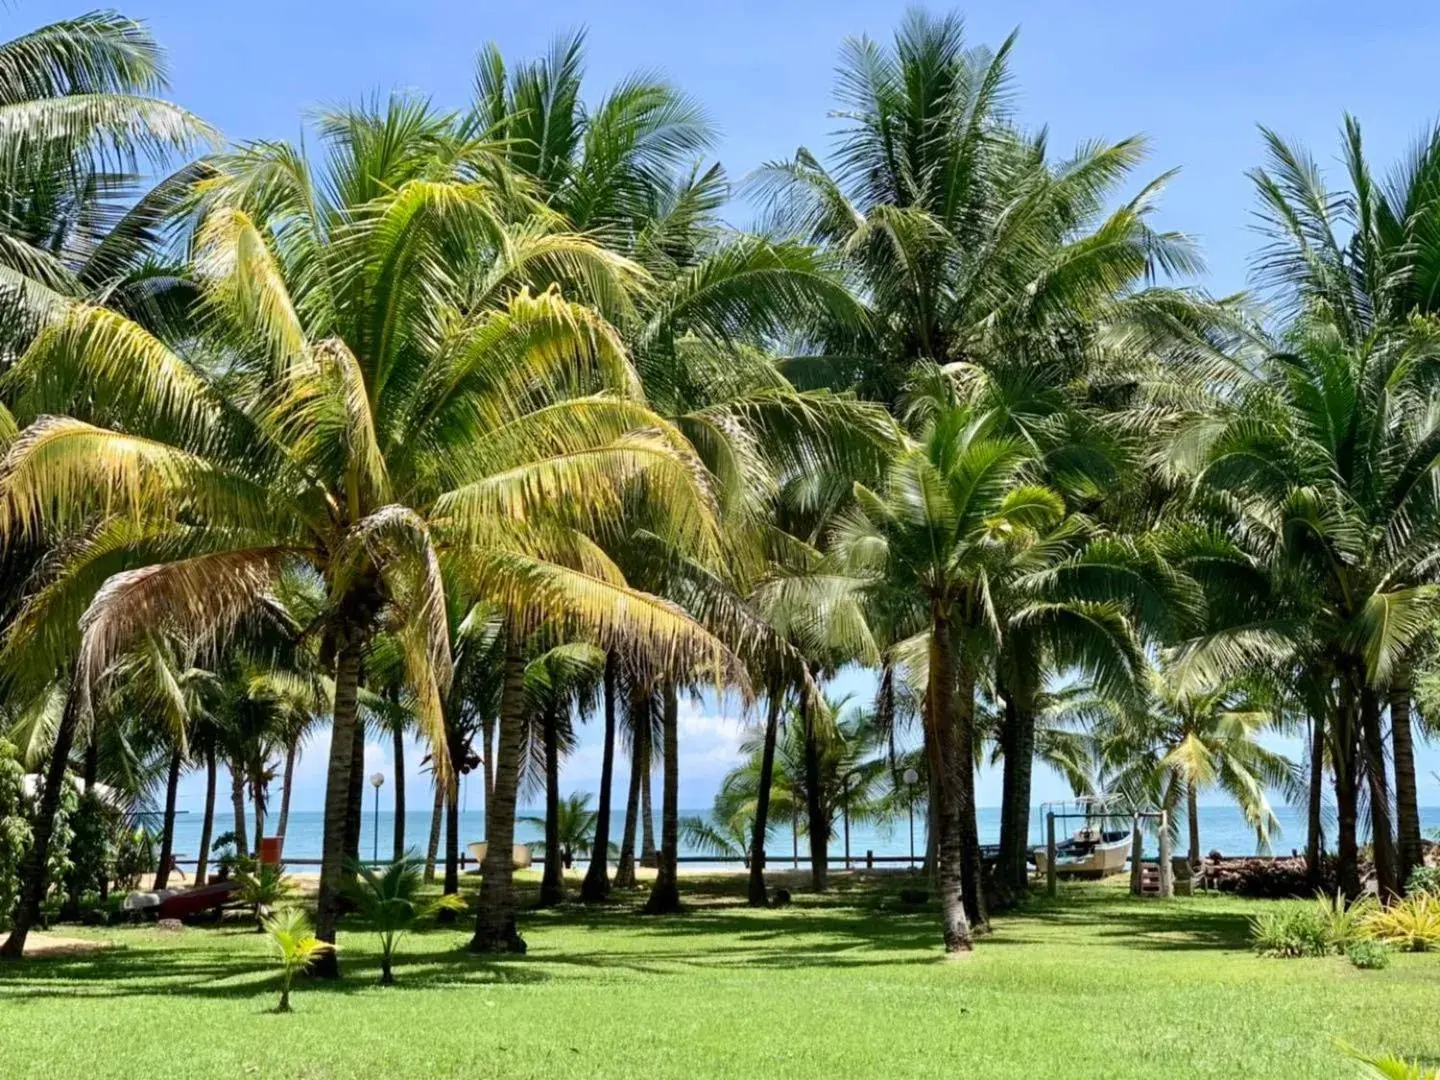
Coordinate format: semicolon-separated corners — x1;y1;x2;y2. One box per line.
258;836;285;866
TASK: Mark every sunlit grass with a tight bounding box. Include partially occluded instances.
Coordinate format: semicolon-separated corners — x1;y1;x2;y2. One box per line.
0;873;1436;1079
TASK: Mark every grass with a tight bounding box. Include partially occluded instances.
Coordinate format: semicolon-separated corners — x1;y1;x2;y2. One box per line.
1;871;1437;1078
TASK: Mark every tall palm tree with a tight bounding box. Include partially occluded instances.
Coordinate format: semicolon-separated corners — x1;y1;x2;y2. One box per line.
834;402;1088;950
1094;666;1299;865
1168;320;1440;898
0;98;733;964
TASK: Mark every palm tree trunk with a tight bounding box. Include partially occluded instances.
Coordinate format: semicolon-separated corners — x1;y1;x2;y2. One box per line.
230;761;249;858
954;646;985;931
470;630;528;953
343;714;365;873
640;710;656;868
581;651;618;903
748;678;784;907
443;779;459;896
802;682;828;892
153;747;184;890
277;743;297;841
1;689;81;959
1186;780;1201;866
195;746;217;885
1392;675;1423;892
613;683;646;890
1361;685;1399;898
643;682;681;914
996;667;1037;898
538;702;565;907
1306;713;1325;887
1332;687;1362;900
253;776;265;856
481;714;496;818
927;610;973;953
423;780;443;884
313;632;364;977
391;724;406;860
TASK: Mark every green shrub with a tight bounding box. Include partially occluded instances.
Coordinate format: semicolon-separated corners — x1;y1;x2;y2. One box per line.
1405;865;1440;897
1345;940;1391;970
1313;890;1377;949
1364;893;1440;952
1250;902;1333;957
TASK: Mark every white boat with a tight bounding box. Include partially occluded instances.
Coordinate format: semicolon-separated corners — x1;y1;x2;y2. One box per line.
1034;796;1133;879
1033;825;1132;878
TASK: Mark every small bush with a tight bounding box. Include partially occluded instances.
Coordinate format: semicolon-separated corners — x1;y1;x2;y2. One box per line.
1313;890;1377;950
1364;893;1440;952
1345;940;1391;970
1250;903;1333;957
1405;865;1440;897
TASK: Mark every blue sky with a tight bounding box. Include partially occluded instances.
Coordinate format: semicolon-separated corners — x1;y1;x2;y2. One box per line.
26;0;1440;813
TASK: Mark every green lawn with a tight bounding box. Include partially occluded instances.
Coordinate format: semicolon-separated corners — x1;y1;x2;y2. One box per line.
0;872;1435;1079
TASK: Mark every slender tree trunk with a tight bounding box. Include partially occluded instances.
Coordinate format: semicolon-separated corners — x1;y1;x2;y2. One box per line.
613;682;646;890
391;724;406;860
470;631;528;953
66;737;102;914
1306;713;1325;887
748;679;784;907
277;743;296;841
581;652;618;903
480;714;496;819
441;779;461;899
230;762;249;858
538;702;565;907
1186;780;1201;867
927;610;973;953
153;747;183;890
954;646;985;931
343;714;365;873
802;681;828;892
253;778;264;857
2;690;81;958
313;633;364;977
640;709;656;868
195;747;217;885
996;666;1037;897
644;682;681;914
1332;688;1362;901
1392;675;1423;892
1361;686;1399;899
423;781;443;884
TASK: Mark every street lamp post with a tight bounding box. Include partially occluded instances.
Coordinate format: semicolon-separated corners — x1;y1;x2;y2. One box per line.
370;772;385;864
902;767;919;869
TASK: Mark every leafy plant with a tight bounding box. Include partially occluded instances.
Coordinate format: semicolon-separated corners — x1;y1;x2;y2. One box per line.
262;907;333;1013
1363;893;1440;952
1249;902;1333;957
1312;890;1377;950
344;855;467;985
236;863;296;930
1345;940;1391;970
1342;1041;1440;1078
1404;865;1440;897
113;825;157;890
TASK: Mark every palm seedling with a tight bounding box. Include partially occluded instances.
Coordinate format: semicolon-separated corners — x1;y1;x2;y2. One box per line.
262;906;332;1013
344;854;466;985
236;862;296;931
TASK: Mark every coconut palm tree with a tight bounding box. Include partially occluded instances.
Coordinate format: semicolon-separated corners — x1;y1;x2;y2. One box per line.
1094;665;1300;864
0;95;735;963
522;791;604;871
833;402;1084;949
1167;319;1440;898
344;853;465;985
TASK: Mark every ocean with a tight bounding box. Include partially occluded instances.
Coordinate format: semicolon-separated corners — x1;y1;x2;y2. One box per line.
158;803;1440;866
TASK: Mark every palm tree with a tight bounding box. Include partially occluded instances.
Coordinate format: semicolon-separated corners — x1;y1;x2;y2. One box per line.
344;853;465;985
0;97;734;965
522;791;603;871
1169;320;1440;898
1095;666;1299;864
834;402;1083;949
262;906;331;1013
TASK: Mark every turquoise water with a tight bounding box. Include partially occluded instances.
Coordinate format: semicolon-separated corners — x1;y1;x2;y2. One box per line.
160;804;1440;865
